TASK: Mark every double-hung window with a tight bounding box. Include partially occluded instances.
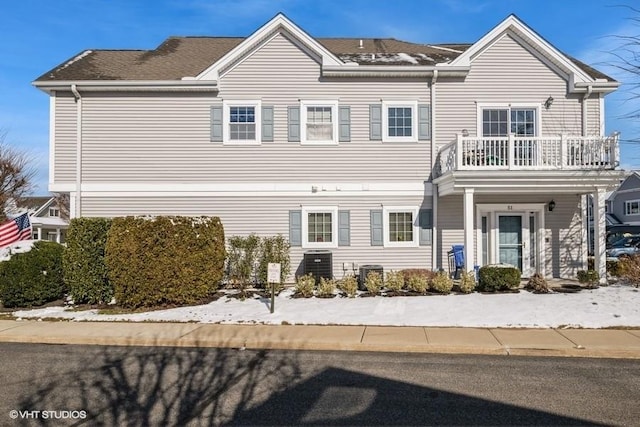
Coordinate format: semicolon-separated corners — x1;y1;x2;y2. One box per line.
300;101;338;144
383;206;419;247
383;101;418;142
223;101;261;144
302;206;338;248
625;200;640;216
49;207;60;217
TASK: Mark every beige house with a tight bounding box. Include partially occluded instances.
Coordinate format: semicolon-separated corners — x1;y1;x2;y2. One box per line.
33;13;624;282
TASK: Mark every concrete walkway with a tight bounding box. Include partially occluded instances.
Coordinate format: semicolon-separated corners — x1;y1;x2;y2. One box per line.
1;320;639;358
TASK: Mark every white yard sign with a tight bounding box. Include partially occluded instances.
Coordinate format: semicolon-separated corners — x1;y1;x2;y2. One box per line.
267;263;281;283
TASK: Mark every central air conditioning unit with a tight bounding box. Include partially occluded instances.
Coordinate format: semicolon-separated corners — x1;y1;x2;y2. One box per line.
303;250;333;284
358;265;384;290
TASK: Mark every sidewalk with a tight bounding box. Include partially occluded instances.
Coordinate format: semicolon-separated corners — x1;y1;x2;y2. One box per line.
1;320;639;359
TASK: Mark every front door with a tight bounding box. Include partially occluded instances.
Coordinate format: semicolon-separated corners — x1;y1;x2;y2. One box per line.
497;214;532;276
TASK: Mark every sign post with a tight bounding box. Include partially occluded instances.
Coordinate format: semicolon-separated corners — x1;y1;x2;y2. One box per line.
267;262;281;314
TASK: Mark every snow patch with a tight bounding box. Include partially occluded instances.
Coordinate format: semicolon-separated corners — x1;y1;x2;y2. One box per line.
0;240;37;262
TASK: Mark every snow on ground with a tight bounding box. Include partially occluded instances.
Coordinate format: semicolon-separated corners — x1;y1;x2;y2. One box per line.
12;284;640;328
0;240;36;262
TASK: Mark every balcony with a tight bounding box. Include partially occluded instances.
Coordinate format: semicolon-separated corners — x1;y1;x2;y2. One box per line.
435;133;620;177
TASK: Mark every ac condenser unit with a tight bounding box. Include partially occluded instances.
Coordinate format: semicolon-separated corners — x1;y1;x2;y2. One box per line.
358;265;384;290
303;250;333;284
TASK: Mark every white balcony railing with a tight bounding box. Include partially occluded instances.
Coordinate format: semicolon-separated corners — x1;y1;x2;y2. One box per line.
435;133;620;176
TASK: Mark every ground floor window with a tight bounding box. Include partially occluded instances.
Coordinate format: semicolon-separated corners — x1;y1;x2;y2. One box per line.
383;207;419;247
302;207;338;248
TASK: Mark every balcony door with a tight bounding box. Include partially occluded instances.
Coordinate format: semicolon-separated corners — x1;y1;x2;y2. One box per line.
481;106;538;167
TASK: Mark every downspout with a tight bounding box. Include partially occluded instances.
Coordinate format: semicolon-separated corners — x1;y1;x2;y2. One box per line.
71;84;82;218
430;70;439;270
581;84;593;136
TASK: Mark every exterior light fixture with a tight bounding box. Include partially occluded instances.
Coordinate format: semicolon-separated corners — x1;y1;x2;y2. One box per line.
548;200;556;212
544;96;554;109
461;129;469;137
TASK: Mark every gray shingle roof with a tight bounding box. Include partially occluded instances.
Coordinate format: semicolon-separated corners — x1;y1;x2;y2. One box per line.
34;35;613;82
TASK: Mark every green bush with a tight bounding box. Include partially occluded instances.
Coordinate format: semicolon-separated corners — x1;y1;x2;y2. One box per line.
525;273;550;293
294;274;315;297
338;275;358;297
385;270;405;292
227;234;261;290
364;270;383;295
406;274;428;294
257;235;291;286
317;277;337;297
431;271;454;294
577;269;600;288
458;270;476;294
105;216;226;308
63;217;113;304
477;265;521;292
0;241;65;308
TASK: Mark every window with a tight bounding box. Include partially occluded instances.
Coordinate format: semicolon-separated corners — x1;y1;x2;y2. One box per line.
300;101;338;144
49;207;60;217
625;200;640;216
383;206;419;247
383;101;418;142
302;207;339;248
481;107;537;137
223;101;261;144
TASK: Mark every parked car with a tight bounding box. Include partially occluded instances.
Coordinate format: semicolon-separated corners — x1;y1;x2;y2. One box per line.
606;234;640;261
607;225;640;249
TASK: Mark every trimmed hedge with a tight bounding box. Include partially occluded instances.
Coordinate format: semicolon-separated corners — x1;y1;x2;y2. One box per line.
477;265;521;292
0;241;65;308
63;217;113;304
105;216;226;308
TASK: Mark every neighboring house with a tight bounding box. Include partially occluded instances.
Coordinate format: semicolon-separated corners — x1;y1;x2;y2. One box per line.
33;13;625;282
5;196;69;243
607;172;640;225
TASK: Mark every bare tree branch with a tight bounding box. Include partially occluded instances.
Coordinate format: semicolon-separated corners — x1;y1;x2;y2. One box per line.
0;130;36;222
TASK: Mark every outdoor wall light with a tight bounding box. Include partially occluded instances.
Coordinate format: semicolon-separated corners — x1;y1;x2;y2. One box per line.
548;200;556;212
461;129;469;137
544;96;554;109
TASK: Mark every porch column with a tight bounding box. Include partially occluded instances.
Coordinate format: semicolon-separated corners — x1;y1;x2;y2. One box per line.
593;187;607;284
37;227;42;240
463;188;475;272
56;228;61;244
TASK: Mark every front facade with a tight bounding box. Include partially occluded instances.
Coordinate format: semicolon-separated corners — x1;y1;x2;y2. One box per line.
34;14;624;282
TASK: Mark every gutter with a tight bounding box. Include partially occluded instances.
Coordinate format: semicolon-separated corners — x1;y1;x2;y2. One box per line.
582;84;593;137
321;65;469;78
431;69;439;271
71;84;82;218
33;79;219;94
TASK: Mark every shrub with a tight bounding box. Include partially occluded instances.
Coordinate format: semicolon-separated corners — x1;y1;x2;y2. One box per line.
338;275;358;297
406;274;428;294
607;260;621;277
364;270;383;295
317;277;337;297
617;255;640;287
105;216;226;308
401;269;436;283
525;273;550;293
0;241;65;308
385;270;405;292
458;270;476;294
477;265;521;292
63;217;113;304
257;235;291;287
577;270;600;288
227;234;260;290
431;271;454;294
294;274;316;297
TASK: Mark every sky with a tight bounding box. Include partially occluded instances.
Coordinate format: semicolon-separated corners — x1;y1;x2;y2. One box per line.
1;0;639;195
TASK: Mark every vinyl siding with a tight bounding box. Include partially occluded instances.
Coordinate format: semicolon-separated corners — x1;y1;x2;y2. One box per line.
53;93;77;183
81;194;433;281
436;33;586;148
612;191;640;223
438;193;584;278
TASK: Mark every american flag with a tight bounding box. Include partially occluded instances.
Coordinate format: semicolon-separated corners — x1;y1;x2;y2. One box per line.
0;213;32;248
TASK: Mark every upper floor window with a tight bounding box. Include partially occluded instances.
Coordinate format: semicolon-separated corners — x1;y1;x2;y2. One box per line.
49;207;60;217
625;200;640;216
383;101;418;142
223;101;261;145
481;106;538;137
300;101;338;144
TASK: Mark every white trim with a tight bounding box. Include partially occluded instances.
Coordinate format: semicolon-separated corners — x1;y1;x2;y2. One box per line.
32;197;56;217
48;94;56;187
624;199;640;216
301;206;339;249
382;100;419;142
300;100;339;145
599;94;605;136
383;206;419;247
476;103;541;137
222;100;262;145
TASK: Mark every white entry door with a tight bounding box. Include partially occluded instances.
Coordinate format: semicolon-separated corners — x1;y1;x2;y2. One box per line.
497;213;533;277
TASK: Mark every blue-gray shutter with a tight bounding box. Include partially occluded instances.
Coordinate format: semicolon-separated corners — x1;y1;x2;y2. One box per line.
262;105;274;142
289;210;302;247
339;106;351;142
418;104;431;140
338;210;350;246
288;106;300;142
370;209;383;246
210;105;223;142
370;104;382;141
419;208;433;245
